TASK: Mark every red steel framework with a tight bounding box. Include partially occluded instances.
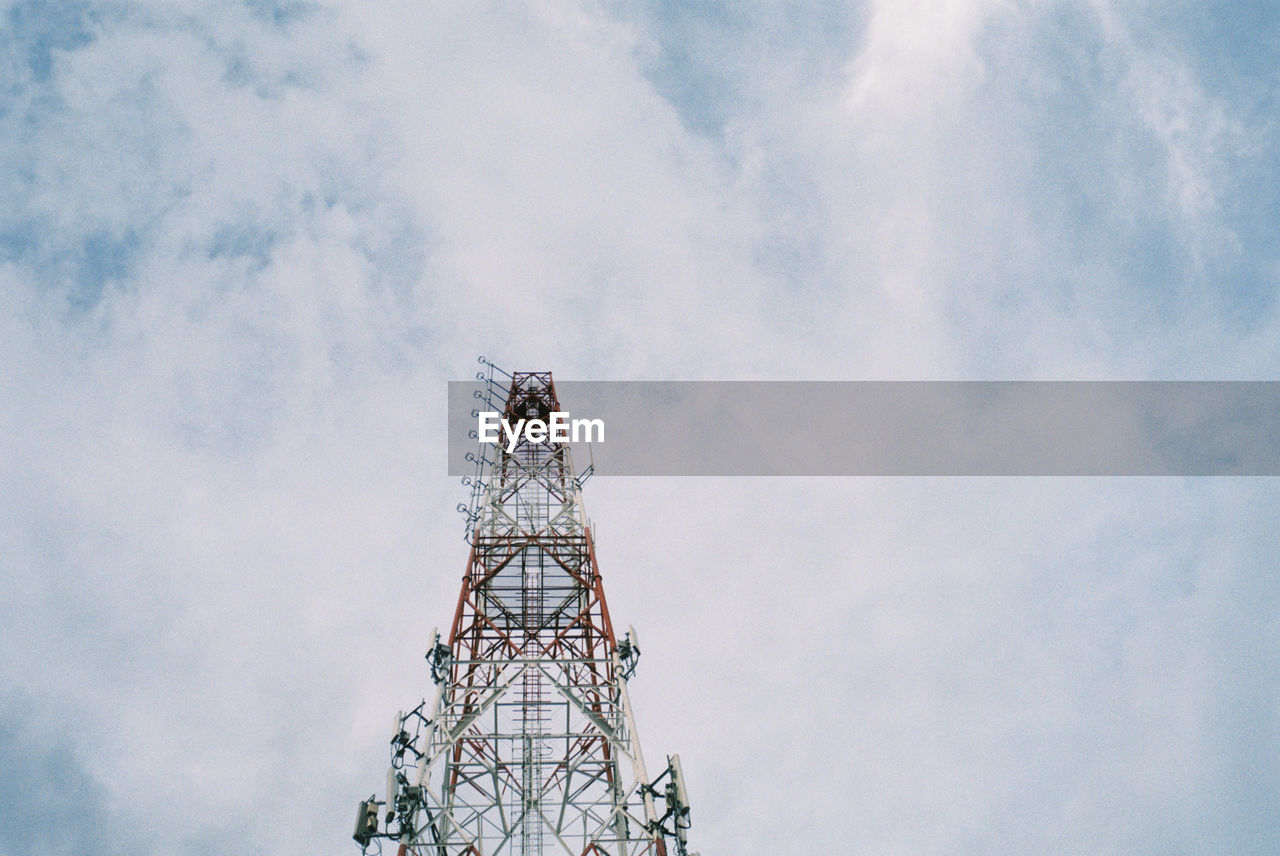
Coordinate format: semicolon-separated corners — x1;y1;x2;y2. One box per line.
354;367;693;856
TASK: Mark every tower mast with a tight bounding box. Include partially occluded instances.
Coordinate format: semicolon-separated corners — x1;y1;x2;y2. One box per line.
354;366;694;856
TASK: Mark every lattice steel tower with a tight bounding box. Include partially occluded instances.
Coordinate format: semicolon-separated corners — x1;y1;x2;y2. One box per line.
353;365;695;856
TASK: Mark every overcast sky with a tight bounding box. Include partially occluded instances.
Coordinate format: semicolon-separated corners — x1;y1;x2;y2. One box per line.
3;1;1279;854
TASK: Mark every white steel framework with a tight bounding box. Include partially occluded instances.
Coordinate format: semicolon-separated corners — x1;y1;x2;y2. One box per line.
354;367;693;856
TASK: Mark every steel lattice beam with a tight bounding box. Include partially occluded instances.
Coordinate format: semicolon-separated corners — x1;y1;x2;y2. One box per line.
354;371;692;856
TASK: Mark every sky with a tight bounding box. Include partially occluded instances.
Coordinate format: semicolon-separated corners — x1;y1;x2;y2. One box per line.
2;1;1279;854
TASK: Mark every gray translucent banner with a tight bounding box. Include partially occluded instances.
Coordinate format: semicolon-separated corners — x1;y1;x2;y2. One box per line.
447;382;1280;476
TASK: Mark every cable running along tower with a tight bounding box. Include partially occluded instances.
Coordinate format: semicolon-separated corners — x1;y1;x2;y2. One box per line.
354;365;695;856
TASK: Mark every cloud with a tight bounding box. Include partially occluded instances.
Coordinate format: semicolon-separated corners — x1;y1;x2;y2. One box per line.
2;1;1280;854
0;690;127;855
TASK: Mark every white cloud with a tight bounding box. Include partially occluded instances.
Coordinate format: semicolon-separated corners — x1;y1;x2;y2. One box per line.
3;0;1280;853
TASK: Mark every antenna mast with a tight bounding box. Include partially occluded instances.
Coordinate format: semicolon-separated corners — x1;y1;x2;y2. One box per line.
354;364;696;856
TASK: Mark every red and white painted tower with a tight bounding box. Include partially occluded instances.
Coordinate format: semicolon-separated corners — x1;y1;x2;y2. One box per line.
354;365;694;856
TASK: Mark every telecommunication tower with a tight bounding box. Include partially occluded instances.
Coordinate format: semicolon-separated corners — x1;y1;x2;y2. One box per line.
353;363;696;856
